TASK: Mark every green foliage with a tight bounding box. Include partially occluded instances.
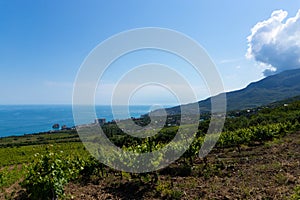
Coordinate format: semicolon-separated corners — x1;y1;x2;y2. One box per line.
155;180;183;200
1;96;300;194
291;185;300;200
21;150;70;199
20;147;104;199
0;142;88;167
218;122;296;150
78;156;105;178
0;165;26;190
0;130;79;148
0;171;4;190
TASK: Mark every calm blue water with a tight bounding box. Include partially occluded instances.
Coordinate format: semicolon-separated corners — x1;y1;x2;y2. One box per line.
0;105;157;137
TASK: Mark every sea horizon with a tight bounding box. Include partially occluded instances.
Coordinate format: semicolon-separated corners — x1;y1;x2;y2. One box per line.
0;104;173;138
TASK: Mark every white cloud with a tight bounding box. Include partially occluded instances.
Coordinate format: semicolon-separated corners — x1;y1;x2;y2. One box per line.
246;9;300;76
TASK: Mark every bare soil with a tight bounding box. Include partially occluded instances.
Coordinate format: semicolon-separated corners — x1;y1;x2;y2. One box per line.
64;132;300;200
4;132;300;200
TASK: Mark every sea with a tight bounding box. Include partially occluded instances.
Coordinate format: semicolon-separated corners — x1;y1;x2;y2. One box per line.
0;105;162;137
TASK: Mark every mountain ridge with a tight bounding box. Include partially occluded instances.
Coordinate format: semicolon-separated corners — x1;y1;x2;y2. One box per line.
161;68;300;114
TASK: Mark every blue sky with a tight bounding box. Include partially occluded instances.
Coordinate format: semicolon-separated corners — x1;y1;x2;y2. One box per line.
1;0;300;105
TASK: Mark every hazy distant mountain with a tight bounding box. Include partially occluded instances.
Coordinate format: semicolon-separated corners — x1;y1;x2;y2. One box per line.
161;68;300;114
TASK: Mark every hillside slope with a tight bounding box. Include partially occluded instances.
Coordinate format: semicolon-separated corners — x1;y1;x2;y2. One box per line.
164;68;300;114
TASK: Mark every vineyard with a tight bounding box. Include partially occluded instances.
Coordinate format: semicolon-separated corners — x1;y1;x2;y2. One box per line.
1;99;300;199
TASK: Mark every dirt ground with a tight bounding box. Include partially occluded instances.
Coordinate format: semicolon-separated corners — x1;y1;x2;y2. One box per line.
4;131;300;200
64;132;300;200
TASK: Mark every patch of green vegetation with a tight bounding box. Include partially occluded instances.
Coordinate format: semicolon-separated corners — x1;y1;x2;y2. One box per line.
0;142;88;167
0;130;80;147
291;185;300;200
0;165;26;190
1;96;300;198
155;180;183;200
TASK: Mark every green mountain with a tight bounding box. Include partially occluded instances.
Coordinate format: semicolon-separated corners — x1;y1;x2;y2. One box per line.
163;68;300;114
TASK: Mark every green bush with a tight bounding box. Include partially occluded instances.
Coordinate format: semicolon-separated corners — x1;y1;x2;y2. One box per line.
20;148;104;199
21;150;74;200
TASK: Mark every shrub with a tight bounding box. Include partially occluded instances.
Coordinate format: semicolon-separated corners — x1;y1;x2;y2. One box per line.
21;150;72;200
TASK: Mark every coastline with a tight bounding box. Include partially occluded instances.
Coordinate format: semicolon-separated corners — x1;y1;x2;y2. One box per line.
0;105;158;138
